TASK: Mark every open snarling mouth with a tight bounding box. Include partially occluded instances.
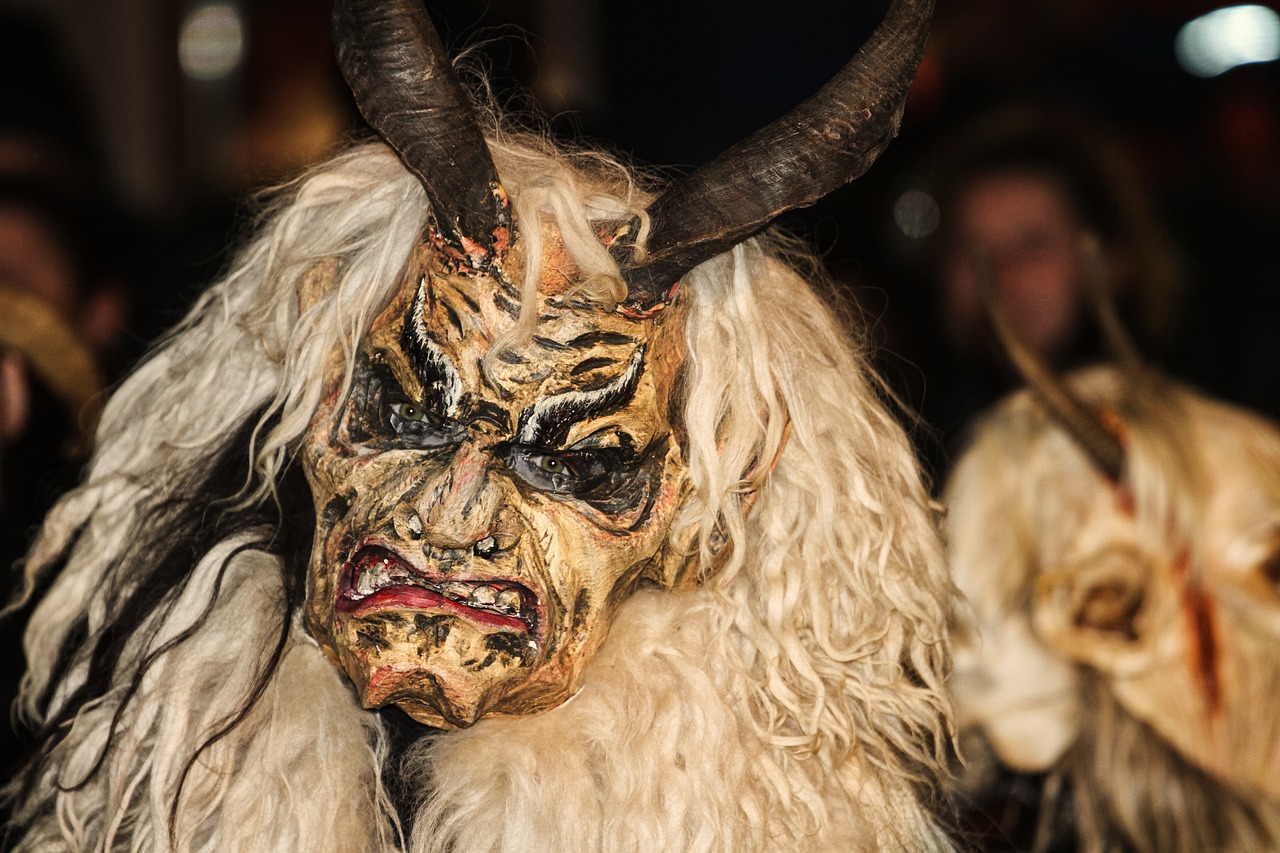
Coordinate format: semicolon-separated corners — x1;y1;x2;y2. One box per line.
337;544;539;634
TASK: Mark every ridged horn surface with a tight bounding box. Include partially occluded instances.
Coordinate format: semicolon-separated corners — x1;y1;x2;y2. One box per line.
972;247;1127;482
333;0;511;268
619;0;935;307
1079;233;1145;371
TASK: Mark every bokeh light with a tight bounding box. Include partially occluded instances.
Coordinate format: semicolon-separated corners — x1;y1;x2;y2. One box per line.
1175;5;1280;78
179;3;245;82
894;189;941;240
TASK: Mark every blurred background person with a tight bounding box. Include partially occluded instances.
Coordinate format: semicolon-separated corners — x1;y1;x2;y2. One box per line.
0;9;133;542
892;105;1186;482
0;8;136;776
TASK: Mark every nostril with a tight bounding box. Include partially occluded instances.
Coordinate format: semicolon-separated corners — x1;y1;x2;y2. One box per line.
394;508;425;541
471;530;518;559
473;536;498;558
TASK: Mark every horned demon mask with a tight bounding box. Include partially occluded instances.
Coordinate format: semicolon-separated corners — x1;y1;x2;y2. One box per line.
303;0;933;728
951;257;1280;813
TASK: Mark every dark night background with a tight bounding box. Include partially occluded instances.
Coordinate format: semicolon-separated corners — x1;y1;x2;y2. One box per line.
1;0;1279;798
6;0;1279;412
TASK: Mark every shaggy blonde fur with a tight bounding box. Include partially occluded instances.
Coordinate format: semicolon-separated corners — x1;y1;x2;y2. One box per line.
7;137;955;851
946;365;1280;853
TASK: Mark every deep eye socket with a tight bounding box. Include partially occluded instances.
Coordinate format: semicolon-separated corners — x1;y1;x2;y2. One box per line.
384;396;461;449
391;401;426;422
506;447;615;494
345;357;463;450
530;453;567;474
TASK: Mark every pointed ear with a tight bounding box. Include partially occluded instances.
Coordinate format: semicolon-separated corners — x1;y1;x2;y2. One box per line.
1031;546;1154;673
298;259;340;314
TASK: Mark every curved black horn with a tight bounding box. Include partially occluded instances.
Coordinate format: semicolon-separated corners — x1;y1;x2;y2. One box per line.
1079;233;1145;371
333;0;511;269
972;247;1127;482
618;0;935;308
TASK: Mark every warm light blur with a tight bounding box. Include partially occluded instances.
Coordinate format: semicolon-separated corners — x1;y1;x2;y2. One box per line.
1175;5;1280;78
179;3;245;82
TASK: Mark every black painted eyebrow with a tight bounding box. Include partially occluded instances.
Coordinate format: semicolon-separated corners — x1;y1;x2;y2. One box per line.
515;347;646;447
533;331;638;352
400;279;464;417
569;331;635;348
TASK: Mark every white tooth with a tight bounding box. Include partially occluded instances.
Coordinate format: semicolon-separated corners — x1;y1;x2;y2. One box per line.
443;582;472;601
469;586;497;607
496;588;522;613
356;572;377;596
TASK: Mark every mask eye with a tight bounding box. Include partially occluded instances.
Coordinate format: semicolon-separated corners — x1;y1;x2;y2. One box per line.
385;397;462;449
345;357;463;450
532;454;566;474
391;402;425;422
506;448;613;494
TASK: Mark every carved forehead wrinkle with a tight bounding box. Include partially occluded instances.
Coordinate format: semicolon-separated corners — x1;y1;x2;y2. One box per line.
382;210;684;430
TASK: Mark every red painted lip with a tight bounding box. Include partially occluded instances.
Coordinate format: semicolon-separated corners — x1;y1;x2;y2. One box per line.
336;542;537;635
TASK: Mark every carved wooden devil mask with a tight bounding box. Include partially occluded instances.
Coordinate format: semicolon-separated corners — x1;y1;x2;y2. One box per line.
301;230;691;728
301;0;932;727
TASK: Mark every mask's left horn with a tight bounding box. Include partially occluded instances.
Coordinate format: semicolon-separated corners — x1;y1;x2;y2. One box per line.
333;0;513;271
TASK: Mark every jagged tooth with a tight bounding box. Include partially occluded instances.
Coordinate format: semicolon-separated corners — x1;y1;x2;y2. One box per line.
495;588;522;614
443;582;472;602
469;586;497;607
355;571;377;596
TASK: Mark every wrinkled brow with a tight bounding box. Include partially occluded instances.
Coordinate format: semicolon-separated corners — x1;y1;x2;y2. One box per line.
515;347;646;447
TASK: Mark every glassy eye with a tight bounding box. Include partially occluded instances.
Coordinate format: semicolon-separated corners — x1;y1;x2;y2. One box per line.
383;398;462;449
506;447;615;494
532;454;565;474
391;402;425;422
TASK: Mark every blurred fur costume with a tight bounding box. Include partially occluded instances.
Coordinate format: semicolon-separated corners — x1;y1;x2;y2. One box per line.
6;1;955;850
948;365;1280;853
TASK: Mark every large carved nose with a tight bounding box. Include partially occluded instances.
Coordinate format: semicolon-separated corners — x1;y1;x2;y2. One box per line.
392;444;509;556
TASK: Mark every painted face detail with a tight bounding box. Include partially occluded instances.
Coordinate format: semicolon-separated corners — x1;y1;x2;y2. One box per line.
301;226;691;729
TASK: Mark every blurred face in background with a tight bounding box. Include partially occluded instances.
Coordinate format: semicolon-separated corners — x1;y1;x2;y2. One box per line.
0;207;78;315
0;207;78;442
0;203;122;446
943;170;1087;360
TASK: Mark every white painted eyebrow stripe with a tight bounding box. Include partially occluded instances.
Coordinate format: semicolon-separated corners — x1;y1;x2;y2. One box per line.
517;346;646;445
411;276;463;419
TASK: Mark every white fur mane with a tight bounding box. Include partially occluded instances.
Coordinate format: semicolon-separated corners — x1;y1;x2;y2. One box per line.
946;365;1280;853
7;138;955;851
